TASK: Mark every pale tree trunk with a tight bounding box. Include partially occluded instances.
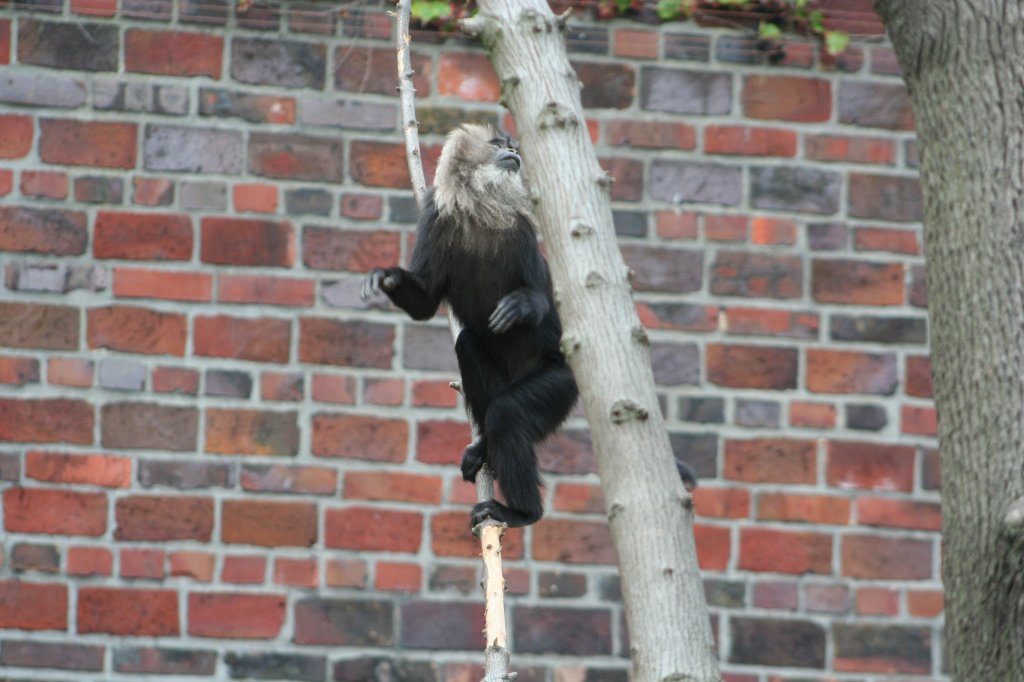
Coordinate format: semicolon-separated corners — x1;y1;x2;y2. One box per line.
463;4;720;681
873;2;1024;679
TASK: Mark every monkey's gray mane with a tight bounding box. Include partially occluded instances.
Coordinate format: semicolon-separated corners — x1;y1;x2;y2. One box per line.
433;125;532;231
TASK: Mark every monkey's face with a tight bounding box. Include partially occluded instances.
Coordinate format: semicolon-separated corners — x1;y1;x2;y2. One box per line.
437;125;522;184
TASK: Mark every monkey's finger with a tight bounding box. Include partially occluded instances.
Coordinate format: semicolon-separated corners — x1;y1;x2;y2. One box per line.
360;270;383;300
489;307;513;333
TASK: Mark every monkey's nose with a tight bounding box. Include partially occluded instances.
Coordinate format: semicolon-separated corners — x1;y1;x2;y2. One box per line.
496;149;520;171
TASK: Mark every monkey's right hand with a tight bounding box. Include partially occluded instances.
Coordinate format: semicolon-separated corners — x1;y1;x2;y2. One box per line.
360;268;400;301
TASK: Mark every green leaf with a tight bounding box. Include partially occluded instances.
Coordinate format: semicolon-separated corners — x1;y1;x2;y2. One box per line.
808;8;825;32
615;0;632;13
793;0;807;9
411;0;451;23
758;21;782;40
824;30;850;56
656;0;682;19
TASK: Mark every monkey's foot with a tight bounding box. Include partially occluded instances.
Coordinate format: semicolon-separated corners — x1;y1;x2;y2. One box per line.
470;500;503;529
460;439;486;482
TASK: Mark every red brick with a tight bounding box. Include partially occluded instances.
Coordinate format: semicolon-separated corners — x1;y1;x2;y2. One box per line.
125;29;223;78
0;355;38;386
40;119;137;169
113;268;212;302
901;405;937;436
416;420;471;466
46;358;93;388
67;546;112;576
707;344;797;390
240;464;336;495
739;528;832;574
412;379;460;408
841;534;933;579
88;306;186;356
805;134;896;165
0;206;86;255
194;315;290;363
375;561;421;592
302;226;401;272
326;507;422;553
71;0;116;15
21;170;68;199
705;125;797;157
0;580;67;630
854;226;920;255
723;307;818;339
857;497;941;531
304;317;399;369
757;493;850;525
0;20;9;65
311;374;357;405
3;488;104;537
200;217;294;267
438;52;499;101
812;259;904;305
169;551;215;581
0;398;93;444
152;366;199;395
222;555;266;584
655;210;700;240
364;377;403;406
612;27;659;58
705;214;747;241
724;438;817;484
26;451;130;488
0;169;11;195
789;401;836;429
325;558;367;589
693;487;751;519
217;273;315;306
0;114;32;158
427;513;525;561
248;133;344;182
115;496;213;542
273;557;318;587
343;471;443;505
751;217;798;245
340;193;383;220
78;587;179;635
132;177;174;206
552;482;605;514
533;517;615;564
120;548;165;579
222;500;317;547
349;140;440;189
694;524;731;571
605;120;696;149
907;589;943;617
260;371;304;402
905;355;933;398
94;211;193;261
806;349;898;395
234;183;278;213
188;593;285;639
312;413;408;461
743;75;831;122
855;587;899;615
827;440;915;492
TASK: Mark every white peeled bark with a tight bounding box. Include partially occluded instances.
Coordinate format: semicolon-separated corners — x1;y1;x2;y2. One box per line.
464;4;720;681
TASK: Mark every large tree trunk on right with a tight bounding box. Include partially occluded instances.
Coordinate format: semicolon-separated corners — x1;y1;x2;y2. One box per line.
873;2;1024;679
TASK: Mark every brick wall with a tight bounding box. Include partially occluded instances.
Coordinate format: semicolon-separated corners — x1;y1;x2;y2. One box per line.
0;1;942;680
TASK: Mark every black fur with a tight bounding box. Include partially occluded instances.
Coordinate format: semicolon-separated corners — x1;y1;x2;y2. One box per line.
362;129;577;528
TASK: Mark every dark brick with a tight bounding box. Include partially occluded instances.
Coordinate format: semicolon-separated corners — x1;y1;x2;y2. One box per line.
74;176;123;204
11;542;60;573
910;264;928;308
845;403;888;431
566;26;609;54
833;623;931;674
294;599;393;646
538;429;596;476
13;0;62;11
808;222;848;251
711;251;802;299
205;369;253;398
849;173;923;222
572;61;634;109
705;579;745;608
301;318;394;368
335;46;431;96
198;88;295;123
613;210;646;238
664;32;711;61
122;0;172;20
830;315;927;344
0;639;104;671
751;166;841;215
224;652;326;681
839;81;915;130
144;125;243;174
237;2;280;30
650;342;699;386
333;657;439;682
288;1;336;34
139;459;235;489
669;432;718;479
0;71;87;108
513;607;612;656
620;245;702;293
232;37;326;89
205;408;298;456
539;571;587;598
0;206;87;255
285;188;332;216
114;646;217;675
249;133;344;183
101;402;198;451
678;397;724;424
735;399;781;428
0;301;79;350
641;67;731;115
179;180;224;212
398;601;484;651
299;95;394;130
179;0;228;25
92;81;189;116
730;617;825;668
650;160;741;205
18;19;117;71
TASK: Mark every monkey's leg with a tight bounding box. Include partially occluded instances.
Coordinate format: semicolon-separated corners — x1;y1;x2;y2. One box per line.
454;329;505;482
470;360;578;528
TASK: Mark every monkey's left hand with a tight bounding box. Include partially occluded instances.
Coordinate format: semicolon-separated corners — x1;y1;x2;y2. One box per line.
489;290;534;333
360;268;400;301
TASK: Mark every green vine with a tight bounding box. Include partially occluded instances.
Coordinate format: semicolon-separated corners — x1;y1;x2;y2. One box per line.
403;0;850;56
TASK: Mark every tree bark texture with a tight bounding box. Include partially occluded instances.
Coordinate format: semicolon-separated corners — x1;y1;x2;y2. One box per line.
464;4;720;681
874;2;1024;679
